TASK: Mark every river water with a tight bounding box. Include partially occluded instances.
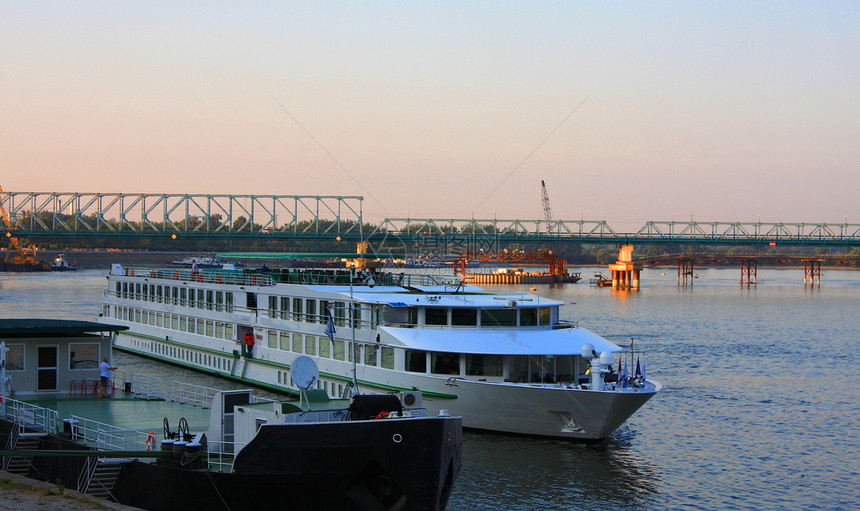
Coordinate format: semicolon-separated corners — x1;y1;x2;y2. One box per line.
1;267;858;510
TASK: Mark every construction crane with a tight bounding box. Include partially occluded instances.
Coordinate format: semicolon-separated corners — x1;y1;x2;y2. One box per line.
0;185;44;269
540;180;553;227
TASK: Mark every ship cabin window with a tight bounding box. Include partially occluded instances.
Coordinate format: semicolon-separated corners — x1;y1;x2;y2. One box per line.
279;332;289;350
540;307;551;325
5;345;24;371
197;319;205;335
226;292;233;312
116;282;121;298
509;355;577;383
121;282;127;298
149;285;156;302
431;352;460;375
381;347;394;369
188;288;195;307
481;308;516;327
520;308;538;326
215;291;223;311
466;354;504;377
451;308;478;326
198;290;206;309
305;299;316;324
334;301;347;327
180;316;187;331
268;296;277;318
280;297;289;319
292;298;303;321
142;284;149;301
180;288;187;306
292;334;303;353
156;285;163;303
268;331;277;348
319;337;331;358
381;305;409;326
405;350;427;373
370;305;380;330
425;308;447;326
135;283;141;299
305;336;316;356
364;344;378;366
333;339;345;360
69;343;99;370
216;321;224;338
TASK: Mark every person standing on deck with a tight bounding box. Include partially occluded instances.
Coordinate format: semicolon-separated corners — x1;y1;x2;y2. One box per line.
99;358;117;397
243;331;255;358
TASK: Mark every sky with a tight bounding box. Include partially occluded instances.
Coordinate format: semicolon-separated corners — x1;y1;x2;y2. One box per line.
2;1;858;227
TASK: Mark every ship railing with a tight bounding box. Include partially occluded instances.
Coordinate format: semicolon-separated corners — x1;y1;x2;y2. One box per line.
127;375;219;408
0;398;61;435
204;439;236;473
113;266;275;287
68;415;149;452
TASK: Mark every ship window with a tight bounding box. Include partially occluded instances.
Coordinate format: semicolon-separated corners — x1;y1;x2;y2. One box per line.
215;322;223;338
466;354;504;376
198;290;205;309
172;315;178;330
431;352;459;375
539;307;551;325
142;284;148;301
268;330;277;348
381;347;394;369
156;313;163;327
135;283;141;299
334;301;346;327
451;308;477;326
225;292;233;312
292;298;303;321
197;319;205;335
215;291;223;311
510;355;557;383
149;285;155;302
481;308;516;327
305;299;316;323
370;305;380;330
69;343;99;370
180;316;187;331
149;312;156;326
520;308;538;326
364;344;377;366
305;336;316;356
405;350;427;373
121;282;127;298
279;332;290;350
280;297;289;319
425;308;448;326
156;285;163;303
206;321;214;337
180;288;187;306
333;340;345;360
188;288;195;307
409;308;418;325
319;337;331;358
292;334;303;353
268;296;277;318
135;309;141;322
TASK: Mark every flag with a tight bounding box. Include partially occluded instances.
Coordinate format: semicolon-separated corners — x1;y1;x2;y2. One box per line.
635;356;641;378
324;309;336;344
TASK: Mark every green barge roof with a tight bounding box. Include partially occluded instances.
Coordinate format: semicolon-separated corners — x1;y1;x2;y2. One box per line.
0;319;128;338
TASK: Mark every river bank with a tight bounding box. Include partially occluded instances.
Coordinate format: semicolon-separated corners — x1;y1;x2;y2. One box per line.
0;470;140;511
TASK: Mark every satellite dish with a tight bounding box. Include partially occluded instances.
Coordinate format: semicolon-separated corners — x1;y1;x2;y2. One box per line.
291;356;319;390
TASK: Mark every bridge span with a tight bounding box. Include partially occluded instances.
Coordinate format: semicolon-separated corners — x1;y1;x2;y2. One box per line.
2;190;859;247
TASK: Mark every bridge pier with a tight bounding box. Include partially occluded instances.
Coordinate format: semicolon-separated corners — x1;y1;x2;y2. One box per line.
803;259;821;286
740;260;757;286
677;258;694;286
608;245;642;290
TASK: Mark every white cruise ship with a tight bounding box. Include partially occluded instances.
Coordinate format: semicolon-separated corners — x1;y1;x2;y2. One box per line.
99;264;661;440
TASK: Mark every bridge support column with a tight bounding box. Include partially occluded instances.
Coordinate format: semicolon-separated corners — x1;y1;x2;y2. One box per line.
608;245;641;290
803;259;821;286
740;260;757;286
678;259;694;286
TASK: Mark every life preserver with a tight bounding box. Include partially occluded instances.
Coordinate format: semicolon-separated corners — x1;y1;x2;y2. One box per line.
373;411;390;420
151;270;156;278
174;272;179;280
145;432;156;451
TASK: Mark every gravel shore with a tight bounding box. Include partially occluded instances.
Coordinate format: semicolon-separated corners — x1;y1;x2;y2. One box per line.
0;470;141;511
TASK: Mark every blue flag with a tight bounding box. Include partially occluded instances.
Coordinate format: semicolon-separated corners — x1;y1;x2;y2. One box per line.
324;309;336;344
635;357;642;378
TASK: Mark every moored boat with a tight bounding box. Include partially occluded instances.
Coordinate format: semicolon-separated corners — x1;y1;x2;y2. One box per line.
49;253;77;271
99;264;661;440
0;321;461;511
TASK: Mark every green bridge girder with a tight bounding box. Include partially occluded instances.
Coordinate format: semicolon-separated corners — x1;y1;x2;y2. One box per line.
2;191;859;247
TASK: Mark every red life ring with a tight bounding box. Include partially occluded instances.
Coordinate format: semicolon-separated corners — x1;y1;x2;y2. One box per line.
145;432;156;451
373;411;390;420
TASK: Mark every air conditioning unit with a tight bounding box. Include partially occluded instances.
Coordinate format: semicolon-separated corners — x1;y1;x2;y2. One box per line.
400;391;422;408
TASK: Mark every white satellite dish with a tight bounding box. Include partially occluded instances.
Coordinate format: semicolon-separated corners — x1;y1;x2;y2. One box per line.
291;356;319;390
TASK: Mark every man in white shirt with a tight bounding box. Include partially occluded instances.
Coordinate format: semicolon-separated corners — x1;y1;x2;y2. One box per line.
98;358;117;397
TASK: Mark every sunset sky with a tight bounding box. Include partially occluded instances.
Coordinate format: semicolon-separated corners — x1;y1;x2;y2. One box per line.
2;1;858;226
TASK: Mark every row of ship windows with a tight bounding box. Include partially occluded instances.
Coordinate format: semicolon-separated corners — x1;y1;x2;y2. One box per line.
276;370;347;399
115;282;234;312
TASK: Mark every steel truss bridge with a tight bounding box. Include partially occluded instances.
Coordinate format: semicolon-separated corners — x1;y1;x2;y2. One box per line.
1;191;859;248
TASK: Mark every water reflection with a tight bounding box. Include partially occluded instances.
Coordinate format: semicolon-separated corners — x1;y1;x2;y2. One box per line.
450;430;661;511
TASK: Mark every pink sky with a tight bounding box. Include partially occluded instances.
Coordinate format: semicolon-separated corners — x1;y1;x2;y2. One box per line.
2;2;858;225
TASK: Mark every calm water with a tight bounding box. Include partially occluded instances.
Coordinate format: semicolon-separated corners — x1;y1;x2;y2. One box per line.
1;267;858;510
